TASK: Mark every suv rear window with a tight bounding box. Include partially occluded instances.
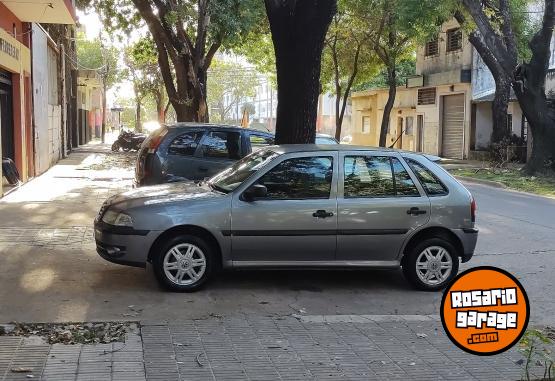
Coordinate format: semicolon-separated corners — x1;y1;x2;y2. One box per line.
406;158;448;196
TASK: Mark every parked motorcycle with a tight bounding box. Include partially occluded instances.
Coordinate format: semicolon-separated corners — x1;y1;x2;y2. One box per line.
112;130;147;152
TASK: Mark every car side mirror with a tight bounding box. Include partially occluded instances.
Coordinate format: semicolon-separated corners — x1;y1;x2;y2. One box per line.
243;184;267;201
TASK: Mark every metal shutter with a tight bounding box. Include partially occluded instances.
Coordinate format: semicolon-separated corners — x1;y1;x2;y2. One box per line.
441;94;465;159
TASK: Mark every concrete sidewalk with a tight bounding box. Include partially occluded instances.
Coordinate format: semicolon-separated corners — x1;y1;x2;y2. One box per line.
0;315;543;381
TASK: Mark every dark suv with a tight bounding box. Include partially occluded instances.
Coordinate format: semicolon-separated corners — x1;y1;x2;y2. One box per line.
135;124;274;186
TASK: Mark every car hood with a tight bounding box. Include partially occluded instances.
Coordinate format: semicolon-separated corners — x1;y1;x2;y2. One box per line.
108;181;224;209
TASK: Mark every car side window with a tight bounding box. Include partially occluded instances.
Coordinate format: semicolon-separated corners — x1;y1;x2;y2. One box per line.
201;131;242;160
391;158;420;196
249;134;274;152
406;158;449;196
257;156;333;200
344;156;395;198
168;131;204;156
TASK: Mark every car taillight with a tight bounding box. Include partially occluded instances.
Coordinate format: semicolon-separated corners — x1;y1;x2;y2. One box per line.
148;135;164;153
147;129;168;153
471;197;477;223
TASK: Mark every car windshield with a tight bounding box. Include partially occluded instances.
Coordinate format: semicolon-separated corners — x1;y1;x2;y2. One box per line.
209;149;279;193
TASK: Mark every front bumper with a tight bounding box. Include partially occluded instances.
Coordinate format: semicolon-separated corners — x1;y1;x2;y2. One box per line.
94;220;160;268
453;228;479;263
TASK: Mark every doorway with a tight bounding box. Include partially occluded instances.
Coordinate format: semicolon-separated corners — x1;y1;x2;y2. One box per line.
0;71;14;161
395;117;404;149
417;115;424;152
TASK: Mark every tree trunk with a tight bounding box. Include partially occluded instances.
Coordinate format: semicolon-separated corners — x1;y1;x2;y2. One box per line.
491;79;512;142
132;0;212;124
265;0;337;144
335;95;342;141
101;81;107;143
135;99;142;132
379;68;396;147
514;67;555;173
155;91;165;124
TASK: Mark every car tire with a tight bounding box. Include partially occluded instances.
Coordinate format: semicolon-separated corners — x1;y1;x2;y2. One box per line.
111;142;121;152
402;237;459;291
153;234;214;292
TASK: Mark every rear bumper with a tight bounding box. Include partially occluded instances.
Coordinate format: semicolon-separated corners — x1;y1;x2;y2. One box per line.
453;228;479;263
94;220;160;268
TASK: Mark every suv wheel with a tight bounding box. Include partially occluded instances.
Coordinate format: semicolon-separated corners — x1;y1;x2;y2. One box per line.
153;234;214;292
402;238;459;291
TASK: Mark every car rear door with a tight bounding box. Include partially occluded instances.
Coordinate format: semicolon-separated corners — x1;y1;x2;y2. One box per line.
230;151;338;263
336;151;430;263
164;129;205;182
193;129;244;179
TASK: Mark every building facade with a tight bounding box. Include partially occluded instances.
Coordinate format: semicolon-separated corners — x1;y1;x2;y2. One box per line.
351;19;555;160
1;0;77;196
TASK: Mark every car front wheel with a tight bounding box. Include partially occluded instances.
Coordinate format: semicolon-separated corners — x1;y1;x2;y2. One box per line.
402;238;459;291
153;234;214;292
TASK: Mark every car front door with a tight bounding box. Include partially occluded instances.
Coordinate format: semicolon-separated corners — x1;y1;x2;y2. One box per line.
230;152;338;263
336;152;430;263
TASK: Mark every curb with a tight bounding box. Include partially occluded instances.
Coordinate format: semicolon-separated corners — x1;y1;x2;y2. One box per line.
454;175;507;189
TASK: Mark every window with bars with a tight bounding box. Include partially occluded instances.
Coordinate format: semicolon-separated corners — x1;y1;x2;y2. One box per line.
417;88;436;105
446;28;463;52
425;39;439;57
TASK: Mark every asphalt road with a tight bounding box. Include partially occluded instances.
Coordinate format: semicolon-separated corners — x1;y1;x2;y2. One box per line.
0;147;553;326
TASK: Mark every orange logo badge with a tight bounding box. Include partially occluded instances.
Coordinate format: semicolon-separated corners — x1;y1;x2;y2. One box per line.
440;266;530;355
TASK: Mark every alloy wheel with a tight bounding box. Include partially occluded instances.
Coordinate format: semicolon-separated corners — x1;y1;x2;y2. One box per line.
415;246;453;286
163;243;207;286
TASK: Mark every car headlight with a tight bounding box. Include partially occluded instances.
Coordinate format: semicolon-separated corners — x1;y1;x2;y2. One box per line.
102;209;134;227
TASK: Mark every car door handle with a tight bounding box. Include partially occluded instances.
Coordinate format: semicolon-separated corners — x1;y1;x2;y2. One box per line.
407;207;427;216
313;210;334;218
198;167;208;172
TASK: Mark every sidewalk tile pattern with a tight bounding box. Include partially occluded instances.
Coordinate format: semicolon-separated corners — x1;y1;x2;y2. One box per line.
0;316;548;381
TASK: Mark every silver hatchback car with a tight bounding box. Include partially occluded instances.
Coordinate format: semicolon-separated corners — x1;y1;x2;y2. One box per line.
94;145;478;292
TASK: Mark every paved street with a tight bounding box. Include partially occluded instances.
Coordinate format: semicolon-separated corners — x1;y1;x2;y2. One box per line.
0;144;554;380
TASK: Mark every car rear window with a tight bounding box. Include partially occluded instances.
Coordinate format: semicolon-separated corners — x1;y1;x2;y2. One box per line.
406;158;449;196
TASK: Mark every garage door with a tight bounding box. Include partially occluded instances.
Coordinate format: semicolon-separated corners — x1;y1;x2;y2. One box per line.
441;94;465;159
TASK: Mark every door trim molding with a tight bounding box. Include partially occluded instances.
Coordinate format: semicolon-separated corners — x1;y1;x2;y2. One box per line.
221;229;408;237
231;260;401;268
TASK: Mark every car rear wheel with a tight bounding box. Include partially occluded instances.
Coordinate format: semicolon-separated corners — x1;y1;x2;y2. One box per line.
402;238;459;291
153;234;214;292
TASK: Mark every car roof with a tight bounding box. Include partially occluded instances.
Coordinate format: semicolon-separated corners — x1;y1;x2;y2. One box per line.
268;144;395;153
165;123;272;135
267;145;441;161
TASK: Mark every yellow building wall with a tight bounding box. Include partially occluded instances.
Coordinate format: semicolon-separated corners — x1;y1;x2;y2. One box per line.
351;82;473;158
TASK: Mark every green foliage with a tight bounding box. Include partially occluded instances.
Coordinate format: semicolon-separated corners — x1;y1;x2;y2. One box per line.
234;28;277;83
519;328;555;381
207;58;258;122
76;32;121;88
320;0;381;95
81;0;264;51
125;36;164;102
353;58;416;91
